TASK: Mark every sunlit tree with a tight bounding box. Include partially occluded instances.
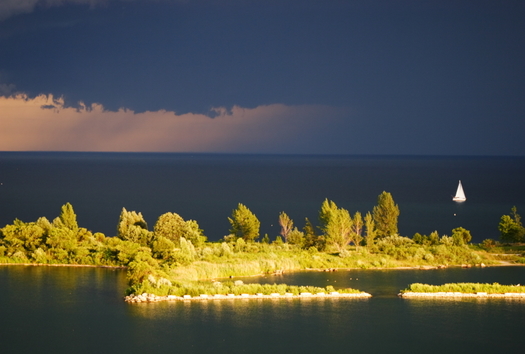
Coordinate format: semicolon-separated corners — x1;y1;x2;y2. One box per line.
319;199;353;252
364;212;376;249
53;202;79;232
153;212;186;243
278;211;294;242
372;191;399;238
451;227;472;246
228;203;260;242
499;206;525;243
350;211;364;249
117;208;152;246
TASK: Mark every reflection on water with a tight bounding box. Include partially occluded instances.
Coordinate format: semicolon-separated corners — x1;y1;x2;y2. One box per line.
1;266;525;354
128;296;371;323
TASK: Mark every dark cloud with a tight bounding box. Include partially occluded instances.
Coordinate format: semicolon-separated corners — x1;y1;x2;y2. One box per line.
0;83;15;95
0;0;108;21
1;0;524;154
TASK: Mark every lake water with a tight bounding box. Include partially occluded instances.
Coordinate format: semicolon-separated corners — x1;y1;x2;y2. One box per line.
1;266;524;353
1;153;524;352
1;152;525;242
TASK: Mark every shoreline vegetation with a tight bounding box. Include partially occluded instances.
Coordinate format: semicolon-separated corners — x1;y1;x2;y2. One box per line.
399;282;525;299
1;196;524;301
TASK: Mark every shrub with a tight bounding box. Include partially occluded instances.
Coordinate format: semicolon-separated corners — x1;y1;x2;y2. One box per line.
402;282;525;294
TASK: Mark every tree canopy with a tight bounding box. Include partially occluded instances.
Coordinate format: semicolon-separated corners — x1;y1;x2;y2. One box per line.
451;227;472;246
319;199;354;252
228;203;260;242
278;211;294;242
499;206;525;243
117;208;151;246
372;191;399;238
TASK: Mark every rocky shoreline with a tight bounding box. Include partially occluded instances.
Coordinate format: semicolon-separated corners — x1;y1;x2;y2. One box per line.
399;292;525;298
0;262;127;269
125;291;372;303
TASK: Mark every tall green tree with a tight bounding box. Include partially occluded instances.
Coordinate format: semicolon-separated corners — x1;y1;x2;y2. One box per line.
287;227;305;246
182;220;207;247
325;208;353;252
451;227;472;246
364;212;376;248
228;203;260;242
153;212;186;244
53;202;78;232
303;218;325;251
350;211;364;249
153;213;206;247
372;191;400;238
278;211;294;242
117;208;152;246
499;206;525;243
319;199;353;252
319;199;338;228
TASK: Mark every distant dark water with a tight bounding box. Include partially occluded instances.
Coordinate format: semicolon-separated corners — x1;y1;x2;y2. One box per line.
1;152;524;242
1;266;524;354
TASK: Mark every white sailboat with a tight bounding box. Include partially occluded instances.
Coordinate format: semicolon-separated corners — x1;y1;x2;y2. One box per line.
453;180;466;202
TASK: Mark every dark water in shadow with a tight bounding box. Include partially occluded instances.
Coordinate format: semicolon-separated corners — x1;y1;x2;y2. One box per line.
1;266;524;353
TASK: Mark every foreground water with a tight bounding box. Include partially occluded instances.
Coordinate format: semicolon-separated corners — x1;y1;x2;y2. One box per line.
1;266;524;353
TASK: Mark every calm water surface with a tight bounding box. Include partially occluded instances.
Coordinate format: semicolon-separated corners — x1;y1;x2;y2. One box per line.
1;153;524;242
1;266;524;353
1;153;525;353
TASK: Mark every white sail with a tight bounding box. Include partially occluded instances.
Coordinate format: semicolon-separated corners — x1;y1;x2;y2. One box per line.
453;180;466;202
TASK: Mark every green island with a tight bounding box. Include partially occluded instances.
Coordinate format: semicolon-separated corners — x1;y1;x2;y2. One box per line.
399;282;525;298
1;192;524;301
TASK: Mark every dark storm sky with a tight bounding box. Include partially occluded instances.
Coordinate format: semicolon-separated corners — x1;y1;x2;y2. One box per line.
0;0;524;155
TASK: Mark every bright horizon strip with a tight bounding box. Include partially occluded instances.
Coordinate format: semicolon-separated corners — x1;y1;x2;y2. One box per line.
0;94;347;153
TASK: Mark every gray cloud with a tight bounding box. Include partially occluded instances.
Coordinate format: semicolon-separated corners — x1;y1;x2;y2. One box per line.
0;83;15;95
0;72;16;95
0;0;39;21
0;0;113;21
